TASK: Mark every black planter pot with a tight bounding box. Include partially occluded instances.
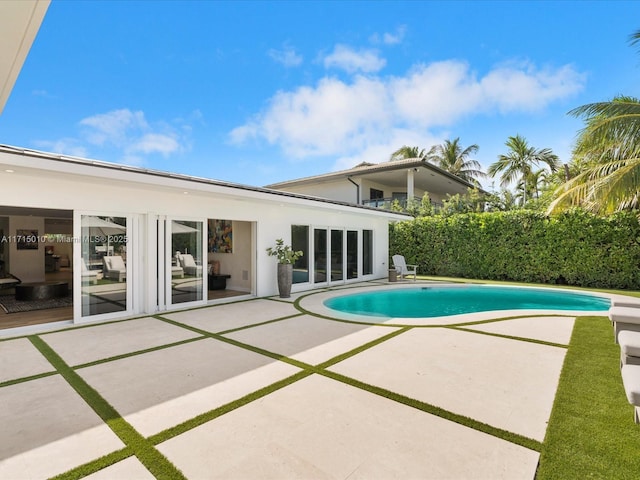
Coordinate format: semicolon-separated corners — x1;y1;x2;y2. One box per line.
277;263;293;298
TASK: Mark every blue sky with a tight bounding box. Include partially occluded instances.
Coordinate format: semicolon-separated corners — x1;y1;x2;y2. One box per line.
2;0;640;190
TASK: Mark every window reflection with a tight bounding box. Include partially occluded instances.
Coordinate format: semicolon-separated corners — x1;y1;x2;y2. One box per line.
171;220;203;304
292;225;309;284
81;215;128;316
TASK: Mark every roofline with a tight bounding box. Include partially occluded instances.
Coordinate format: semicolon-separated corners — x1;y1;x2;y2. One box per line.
0;144;413;219
265;158;486;193
0;0;50;114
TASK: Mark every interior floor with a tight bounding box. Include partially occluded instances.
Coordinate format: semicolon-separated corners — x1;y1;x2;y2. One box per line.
0;267;250;331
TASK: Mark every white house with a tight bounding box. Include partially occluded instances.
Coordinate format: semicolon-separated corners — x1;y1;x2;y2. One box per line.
0;1;409;334
265;159;480;211
0;145;408;332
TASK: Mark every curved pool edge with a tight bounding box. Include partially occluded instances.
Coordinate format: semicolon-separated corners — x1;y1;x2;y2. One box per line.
297;282;629;327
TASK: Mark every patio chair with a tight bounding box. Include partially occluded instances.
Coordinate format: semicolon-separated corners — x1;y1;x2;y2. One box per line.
103;255;127;282
171;265;184;278
177;253;202;276
81;258;98;285
392;255;418;281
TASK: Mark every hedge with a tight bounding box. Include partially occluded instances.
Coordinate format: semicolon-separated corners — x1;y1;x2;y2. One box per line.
389;210;640;290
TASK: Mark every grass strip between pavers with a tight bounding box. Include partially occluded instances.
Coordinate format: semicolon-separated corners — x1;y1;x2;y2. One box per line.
157;313;541;451
216;312;305;335
0;370;58;388
28;336;187;480
450;326;569;349
149;369;312;445
48;447;132;480
319;369;543;452
155;314;314;370
536;316;640;479
72;335;207;370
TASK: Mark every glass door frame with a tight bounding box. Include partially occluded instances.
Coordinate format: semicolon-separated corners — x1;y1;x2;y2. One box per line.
310;225;364;287
164;215;207;310
73;211;137;323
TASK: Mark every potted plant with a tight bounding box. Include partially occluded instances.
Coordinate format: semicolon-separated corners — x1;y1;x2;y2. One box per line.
266;238;303;298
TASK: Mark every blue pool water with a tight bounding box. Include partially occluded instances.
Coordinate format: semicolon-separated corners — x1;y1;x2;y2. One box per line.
324;285;611;318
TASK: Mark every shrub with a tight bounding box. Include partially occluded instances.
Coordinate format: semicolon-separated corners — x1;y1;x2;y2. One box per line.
389;210;640;289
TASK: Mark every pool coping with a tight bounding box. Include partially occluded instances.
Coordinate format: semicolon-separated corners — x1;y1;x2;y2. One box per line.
298;282;632;327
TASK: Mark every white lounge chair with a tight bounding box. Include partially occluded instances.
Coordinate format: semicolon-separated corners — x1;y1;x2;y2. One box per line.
81;258;98;285
171;265;184;278
177;253;202;276
103;255;127;282
392;255;418;281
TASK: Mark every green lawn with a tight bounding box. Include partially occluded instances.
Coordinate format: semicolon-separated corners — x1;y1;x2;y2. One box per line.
537;316;640;479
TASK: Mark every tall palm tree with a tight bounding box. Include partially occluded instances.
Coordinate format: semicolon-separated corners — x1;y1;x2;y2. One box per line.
389;145;428;162
426;138;485;186
488;134;560;205
547;30;640;215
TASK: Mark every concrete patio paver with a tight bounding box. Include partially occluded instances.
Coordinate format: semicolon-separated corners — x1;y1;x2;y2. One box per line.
163;299;300;332
0;375;124;479
222;314;399;364
75;337;300;437
0;286;593;479
82;457;155;480
465;315;575;345
41;317;202;366
0;338;54;383
157;374;539;479
329;326;567;442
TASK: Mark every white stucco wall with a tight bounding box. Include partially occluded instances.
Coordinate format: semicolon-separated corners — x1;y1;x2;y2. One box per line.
0;151;405;323
271;180;358;204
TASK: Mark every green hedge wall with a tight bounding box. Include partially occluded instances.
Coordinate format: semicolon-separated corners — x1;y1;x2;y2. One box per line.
389;210;640;290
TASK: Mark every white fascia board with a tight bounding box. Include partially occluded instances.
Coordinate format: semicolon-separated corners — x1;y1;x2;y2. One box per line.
0;0;50;114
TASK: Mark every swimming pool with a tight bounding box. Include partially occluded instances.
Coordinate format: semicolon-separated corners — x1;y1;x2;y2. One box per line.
323;285;611;318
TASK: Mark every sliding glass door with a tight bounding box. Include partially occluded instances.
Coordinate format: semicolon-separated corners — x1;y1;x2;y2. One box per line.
347;230;358;280
292;225;309;284
168;219;204;305
79;214;130;318
314;228;327;284
293;225;374;287
330;229;343;281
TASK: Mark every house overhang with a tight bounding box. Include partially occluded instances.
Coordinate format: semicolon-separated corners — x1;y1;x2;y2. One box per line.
0;0;50;114
266;159;486;197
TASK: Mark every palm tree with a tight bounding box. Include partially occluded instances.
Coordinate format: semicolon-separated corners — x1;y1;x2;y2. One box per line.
488;134;560;205
548;94;640;214
389;145;428;162
547;29;640;215
426;138;485;186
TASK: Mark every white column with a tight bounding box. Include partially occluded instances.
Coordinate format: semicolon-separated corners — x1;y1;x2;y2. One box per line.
407;169;415;200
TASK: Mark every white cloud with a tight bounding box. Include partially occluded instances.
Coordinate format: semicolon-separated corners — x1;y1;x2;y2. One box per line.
230;58;585;167
78;109;184;158
32;89;56;99
129;133;180;156
323;45;386;73
375;25;407;45
34;138;88;158
268;45;303;67
370;26;407;46
38;108;189;166
80;109;148;147
480;63;586;113
331;128;441;171
383;26;406;45
231;76;390;157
